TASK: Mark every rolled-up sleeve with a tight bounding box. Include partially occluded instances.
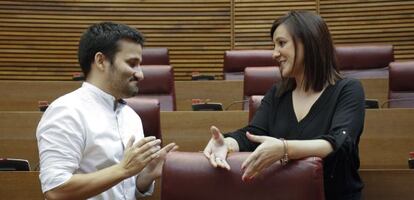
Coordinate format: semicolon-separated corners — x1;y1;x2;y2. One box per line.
36;105;85;193
319;79;365;156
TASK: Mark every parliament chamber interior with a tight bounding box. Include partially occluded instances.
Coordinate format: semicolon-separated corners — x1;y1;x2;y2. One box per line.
0;1;414;200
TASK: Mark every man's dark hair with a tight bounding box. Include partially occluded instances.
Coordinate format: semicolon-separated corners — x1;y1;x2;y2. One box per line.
270;10;341;95
78;22;145;78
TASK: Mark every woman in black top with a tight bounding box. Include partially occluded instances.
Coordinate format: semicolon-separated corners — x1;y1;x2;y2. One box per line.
204;10;364;200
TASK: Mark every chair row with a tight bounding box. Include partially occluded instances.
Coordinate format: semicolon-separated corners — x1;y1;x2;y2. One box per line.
244;60;414;109
224;44;394;80
27;45;401;111
125;45;408;111
144;45;395;81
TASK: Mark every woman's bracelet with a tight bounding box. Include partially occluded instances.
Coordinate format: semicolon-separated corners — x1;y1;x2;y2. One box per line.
279;138;289;166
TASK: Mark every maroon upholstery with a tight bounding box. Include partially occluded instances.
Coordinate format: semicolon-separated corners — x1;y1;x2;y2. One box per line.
142;47;170;65
243;67;281;110
137;65;176;111
223;50;278;80
388;61;414;108
161;152;324;200
336;45;394;79
248;95;264;122
124;98;162;141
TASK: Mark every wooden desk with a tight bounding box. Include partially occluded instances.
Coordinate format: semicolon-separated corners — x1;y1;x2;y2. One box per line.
1;109;413;169
360;169;414;200
0;79;387;111
1;169;412;200
0;171;43;200
360;78;388;107
0;81;80;111
175;80;243;110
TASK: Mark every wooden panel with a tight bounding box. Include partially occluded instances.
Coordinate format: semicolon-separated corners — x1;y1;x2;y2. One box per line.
0;80;81;111
233;0;317;49
175;80;243;110
0;139;40;170
361;169;414;200
0;172;44;200
0;79;388;111
1;109;414;169
360;78;388;106
1;1;414;81
161;111;248;151
0;169;413;200
320;0;414;61
360;109;414;169
0;112;40;139
0;0;231;81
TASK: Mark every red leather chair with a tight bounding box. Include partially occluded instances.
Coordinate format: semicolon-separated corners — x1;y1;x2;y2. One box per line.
243;67;281;110
248;95;265;122
223;50;278;80
124;98;162;141
249;95;264;122
161;152;324;200
132;65;176;111
336;44;394;79
142;47;170;65
387;61;414;108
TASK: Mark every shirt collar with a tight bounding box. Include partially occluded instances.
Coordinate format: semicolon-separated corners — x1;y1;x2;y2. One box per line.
82;82;126;111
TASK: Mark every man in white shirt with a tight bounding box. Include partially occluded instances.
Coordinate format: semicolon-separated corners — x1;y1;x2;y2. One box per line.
36;22;177;200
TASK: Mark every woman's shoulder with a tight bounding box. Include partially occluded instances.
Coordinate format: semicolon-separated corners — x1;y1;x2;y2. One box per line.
334;77;363;90
331;77;365;99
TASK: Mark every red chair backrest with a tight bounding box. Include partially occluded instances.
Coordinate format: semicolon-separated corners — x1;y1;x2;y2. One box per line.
243;67;281;110
125;98;162;141
161;152;325;200
223;50;278;80
388;61;414;108
142;47;170;65
137;65;176;111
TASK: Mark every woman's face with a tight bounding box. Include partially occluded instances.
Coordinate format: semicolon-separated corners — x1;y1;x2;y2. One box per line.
272;24;304;78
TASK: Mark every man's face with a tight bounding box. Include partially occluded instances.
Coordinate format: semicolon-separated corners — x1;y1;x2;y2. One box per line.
106;40;144;99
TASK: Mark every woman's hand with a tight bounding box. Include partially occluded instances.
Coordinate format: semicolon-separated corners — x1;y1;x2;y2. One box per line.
241;132;284;181
203;126;231;170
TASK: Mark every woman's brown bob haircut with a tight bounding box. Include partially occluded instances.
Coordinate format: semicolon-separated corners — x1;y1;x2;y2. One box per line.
270;10;341;94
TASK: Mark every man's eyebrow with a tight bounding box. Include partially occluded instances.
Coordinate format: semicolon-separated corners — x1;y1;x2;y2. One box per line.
126;57;141;62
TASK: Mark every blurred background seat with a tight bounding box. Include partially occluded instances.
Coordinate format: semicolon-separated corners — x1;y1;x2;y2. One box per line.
223;50;278;80
124;98;162;141
243;67;281;110
387;60;414;108
130;65;176;111
142;47;170;65
336;44;394;79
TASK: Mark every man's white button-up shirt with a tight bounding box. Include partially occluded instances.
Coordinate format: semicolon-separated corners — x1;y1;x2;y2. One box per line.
37;82;153;199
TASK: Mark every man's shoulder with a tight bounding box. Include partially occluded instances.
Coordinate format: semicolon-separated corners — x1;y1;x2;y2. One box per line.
47;87;88;111
121;104;142;120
